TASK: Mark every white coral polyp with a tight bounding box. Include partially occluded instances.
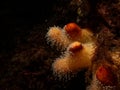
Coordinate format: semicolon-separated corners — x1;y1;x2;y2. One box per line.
46;26;71;50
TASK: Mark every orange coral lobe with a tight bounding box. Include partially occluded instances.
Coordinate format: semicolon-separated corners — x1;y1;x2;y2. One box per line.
64;22;81;36
96;65;117;86
69;43;83;53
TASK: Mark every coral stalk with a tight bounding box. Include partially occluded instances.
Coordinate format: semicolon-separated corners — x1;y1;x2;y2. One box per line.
52;41;95;78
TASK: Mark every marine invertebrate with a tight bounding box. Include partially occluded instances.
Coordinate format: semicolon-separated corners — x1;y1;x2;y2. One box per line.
96;65;117;86
52;41;95;77
64;22;94;43
46;26;70;50
45;22;120;89
46;22;95;50
87;28;120;90
87;63;119;90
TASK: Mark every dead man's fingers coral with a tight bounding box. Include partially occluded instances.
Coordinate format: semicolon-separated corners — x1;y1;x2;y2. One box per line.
63;22;95;43
66;41;95;71
46;26;71;50
46;22;95;50
52;41;95;78
96;65;118;86
87;64;118;90
63;22;81;40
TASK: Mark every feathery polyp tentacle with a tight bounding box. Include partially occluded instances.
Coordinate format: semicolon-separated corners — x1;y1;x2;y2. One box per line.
46;26;71;50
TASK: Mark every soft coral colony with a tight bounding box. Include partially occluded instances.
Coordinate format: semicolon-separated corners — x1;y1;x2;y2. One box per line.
45;22;120;90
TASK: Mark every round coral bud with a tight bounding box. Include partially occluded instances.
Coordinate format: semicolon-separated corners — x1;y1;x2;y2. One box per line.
68;42;83;53
64;22;81;38
96;65;117;86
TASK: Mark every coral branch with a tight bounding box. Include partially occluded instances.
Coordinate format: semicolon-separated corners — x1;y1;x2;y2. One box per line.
52;41;95;78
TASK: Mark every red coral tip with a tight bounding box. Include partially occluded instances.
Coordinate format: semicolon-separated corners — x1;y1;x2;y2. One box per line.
96;65;117;86
64;22;81;36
